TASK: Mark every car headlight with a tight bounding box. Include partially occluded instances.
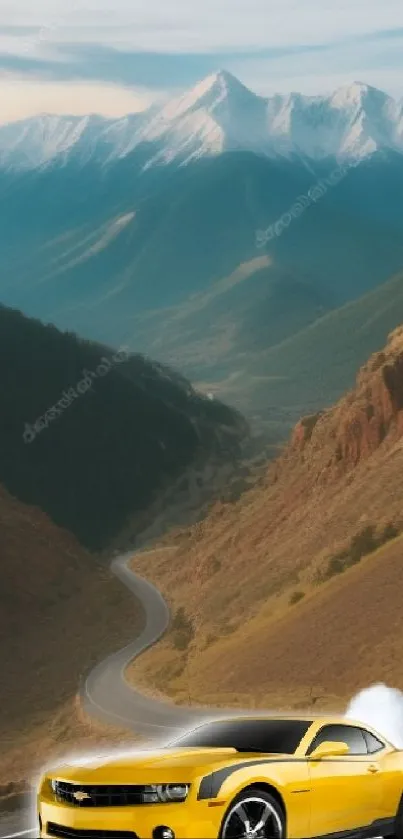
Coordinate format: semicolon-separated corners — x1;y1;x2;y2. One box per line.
143;784;190;804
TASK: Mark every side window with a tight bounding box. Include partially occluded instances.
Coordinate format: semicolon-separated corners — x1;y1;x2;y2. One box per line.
363;729;385;754
306;724;368;756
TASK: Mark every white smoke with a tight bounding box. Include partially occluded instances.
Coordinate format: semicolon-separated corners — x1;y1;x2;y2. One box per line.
345;683;403;748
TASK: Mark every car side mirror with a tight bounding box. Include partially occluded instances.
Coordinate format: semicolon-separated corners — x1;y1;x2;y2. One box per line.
309;740;350;760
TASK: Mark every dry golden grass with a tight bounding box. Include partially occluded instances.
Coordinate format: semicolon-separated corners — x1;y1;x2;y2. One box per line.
129;512;403;712
128;331;403;712
0;485;144;785
183;534;403;704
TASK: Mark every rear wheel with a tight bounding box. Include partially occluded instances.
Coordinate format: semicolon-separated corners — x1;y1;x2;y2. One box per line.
392;795;403;839
219;789;285;838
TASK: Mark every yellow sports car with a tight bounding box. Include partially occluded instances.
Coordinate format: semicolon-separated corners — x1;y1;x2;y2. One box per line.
38;715;403;839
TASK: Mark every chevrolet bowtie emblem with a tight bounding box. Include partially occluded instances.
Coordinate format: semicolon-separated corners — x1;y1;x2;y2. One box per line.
73;790;91;801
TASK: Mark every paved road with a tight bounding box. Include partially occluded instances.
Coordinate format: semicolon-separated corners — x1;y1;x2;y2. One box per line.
0;549;217;838
0;802;36;838
81;549;207;737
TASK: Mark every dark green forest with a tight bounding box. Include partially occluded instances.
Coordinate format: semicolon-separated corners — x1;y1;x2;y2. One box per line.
0;305;247;549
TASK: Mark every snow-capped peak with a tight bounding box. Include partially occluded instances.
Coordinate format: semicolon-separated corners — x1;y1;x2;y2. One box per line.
170;70;236;114
154;70;235;122
164;69;256;118
145;69;261;132
331;80;391;109
135;68;268;166
332;81;371;105
1;72;403;171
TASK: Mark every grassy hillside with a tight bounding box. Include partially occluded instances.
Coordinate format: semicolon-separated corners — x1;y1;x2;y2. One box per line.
0;305;247;549
204;532;403;706
131;532;403;711
143;264;403;438
128;326;403;709
0;483;141;784
132;257;331;382
220;268;403;418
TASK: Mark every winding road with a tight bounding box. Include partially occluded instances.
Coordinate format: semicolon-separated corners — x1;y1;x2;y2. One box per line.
0;548;220;838
81;550;206;737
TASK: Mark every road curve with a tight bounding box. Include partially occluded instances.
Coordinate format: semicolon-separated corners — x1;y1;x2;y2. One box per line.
81;548;206;738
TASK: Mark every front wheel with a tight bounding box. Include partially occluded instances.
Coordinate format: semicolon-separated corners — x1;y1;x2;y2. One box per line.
219;789;285;838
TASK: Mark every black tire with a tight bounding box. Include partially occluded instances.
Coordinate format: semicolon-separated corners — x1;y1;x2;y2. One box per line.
219;788;285;838
391;795;403;839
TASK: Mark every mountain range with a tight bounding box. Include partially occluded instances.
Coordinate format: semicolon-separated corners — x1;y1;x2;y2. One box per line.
1;72;403;437
1;148;402;435
2;70;403;787
1;72;403;170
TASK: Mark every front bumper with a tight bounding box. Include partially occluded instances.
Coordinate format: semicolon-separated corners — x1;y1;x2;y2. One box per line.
38;797;222;839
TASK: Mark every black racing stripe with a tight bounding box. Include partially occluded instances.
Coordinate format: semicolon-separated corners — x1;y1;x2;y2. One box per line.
197;758;302;799
197;757;379;800
198;772;214;800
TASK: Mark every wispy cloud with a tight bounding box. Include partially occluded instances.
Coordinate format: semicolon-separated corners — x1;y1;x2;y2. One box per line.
2;0;403;51
0;0;402;121
235;30;403;98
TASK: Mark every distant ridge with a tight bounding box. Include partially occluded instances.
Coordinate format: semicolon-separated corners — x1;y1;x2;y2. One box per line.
1;75;403;170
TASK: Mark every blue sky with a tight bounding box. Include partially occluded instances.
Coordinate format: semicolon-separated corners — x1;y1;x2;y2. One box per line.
0;0;403;122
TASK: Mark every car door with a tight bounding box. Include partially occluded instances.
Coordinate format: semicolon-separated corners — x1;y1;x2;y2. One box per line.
306;724;383;836
362;727;403;825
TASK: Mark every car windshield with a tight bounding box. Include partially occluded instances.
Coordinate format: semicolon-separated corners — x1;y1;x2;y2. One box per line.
170;719;312;754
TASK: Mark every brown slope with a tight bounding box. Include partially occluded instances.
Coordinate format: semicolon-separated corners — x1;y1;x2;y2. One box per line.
0;485;142;786
130;326;403;708
178;532;403;707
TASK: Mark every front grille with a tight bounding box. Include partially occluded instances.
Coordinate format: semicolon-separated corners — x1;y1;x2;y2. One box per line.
47;823;137;839
53;782;148;807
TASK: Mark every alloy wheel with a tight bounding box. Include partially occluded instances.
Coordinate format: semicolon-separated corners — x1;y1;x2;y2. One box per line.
221;794;283;839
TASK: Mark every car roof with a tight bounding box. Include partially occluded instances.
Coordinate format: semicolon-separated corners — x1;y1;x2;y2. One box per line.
204;715;393;744
205;715;335;723
200;714;381;730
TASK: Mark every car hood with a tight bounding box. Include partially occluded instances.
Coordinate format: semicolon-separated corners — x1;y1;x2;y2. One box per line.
47;748;240;784
46;748;292;784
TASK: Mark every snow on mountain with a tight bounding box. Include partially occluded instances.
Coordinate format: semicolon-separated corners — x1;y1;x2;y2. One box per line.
0;114;98;169
136;70;273;166
328;82;402;157
0;112;146;169
263;82;403;160
1;71;403;171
